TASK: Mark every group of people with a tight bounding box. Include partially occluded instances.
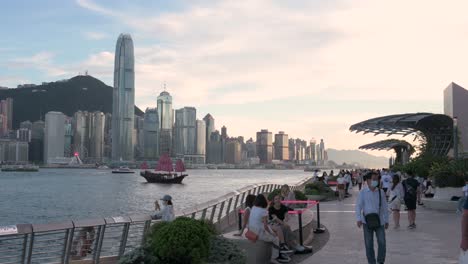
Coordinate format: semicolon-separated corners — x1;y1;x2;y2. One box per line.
235;185;312;264
355;170;426;264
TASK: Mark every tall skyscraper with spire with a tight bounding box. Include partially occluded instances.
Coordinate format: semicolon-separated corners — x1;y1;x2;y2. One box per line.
157;90;173;155
112;34;135;161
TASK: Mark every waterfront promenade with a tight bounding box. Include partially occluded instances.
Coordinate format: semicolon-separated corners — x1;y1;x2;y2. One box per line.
300;188;460;264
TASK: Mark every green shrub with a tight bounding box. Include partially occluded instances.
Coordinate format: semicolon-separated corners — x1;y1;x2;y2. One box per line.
148;217;212;264
267;189;281;201
431;160;467;188
306;189;320;195
293;190;307;201
206;236;246;264
119;247;158;264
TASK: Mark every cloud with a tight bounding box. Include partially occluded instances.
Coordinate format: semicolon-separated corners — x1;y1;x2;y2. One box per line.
10;52;68;77
82;31;109;40
11;0;466;153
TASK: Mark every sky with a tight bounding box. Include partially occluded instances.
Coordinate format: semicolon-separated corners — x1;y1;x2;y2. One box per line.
1;0;466;157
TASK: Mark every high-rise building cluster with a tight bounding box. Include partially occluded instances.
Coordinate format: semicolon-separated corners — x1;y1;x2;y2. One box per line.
1;33;329;166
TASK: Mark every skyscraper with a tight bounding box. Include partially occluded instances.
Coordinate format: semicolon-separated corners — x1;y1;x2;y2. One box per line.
444;82;468;155
44;111;65;164
226;140;241;164
29;120;45;163
274;131;289;161
256;129;273;164
174;107;197;156
196;119;206;156
143;108;159;159
73;111;89;157
203;114;215;160
157;91;173;155
310;139;316;162
90;111;105;161
319;139;325;165
112;33;135;161
221;126;227;139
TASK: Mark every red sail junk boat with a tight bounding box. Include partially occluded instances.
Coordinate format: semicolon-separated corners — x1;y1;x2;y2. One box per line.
140;154;188;184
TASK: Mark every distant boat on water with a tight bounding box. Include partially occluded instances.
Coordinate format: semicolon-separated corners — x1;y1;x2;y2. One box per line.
2;165;39;172
112;167;134;174
140;154;188;184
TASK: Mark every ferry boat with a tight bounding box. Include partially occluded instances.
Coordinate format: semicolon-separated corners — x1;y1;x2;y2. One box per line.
140;154;188;184
111;167;134;174
1;165;39;172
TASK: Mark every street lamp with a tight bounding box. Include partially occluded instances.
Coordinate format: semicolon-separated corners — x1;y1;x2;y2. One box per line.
453;116;458;160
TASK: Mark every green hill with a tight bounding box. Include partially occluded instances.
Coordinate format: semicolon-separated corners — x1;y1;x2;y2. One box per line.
0;75;143;129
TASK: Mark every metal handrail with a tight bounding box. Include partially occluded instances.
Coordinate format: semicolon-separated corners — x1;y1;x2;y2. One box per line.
0;177;311;264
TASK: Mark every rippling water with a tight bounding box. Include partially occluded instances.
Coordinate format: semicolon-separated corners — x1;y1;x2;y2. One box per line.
0;169;312;225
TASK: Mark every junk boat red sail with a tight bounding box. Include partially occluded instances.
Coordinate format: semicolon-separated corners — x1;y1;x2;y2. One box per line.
140;154;188;184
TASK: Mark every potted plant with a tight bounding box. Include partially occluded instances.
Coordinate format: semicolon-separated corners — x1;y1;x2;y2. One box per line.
304;182;334;201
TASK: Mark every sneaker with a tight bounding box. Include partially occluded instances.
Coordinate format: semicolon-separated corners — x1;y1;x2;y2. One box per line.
295;245;305;252
280;244;294;254
408;224;416;229
274;254;291;263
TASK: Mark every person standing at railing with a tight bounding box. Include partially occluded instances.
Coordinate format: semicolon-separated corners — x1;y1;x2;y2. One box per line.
153;194;175;222
234;194;256;236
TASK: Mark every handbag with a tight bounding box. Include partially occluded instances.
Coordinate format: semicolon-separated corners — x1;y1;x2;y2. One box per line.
364;189;381;229
245;229;258;242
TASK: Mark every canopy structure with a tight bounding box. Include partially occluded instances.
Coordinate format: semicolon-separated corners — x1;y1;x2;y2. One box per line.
350;113;453;156
359;139;415;165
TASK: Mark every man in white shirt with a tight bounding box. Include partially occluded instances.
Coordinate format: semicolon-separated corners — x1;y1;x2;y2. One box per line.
356;172;389;264
380;171;392;196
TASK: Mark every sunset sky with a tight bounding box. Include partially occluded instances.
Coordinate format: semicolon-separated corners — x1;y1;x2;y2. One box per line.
1;0;466;157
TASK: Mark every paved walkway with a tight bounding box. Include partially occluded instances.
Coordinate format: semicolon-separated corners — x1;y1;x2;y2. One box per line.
301;188;460;264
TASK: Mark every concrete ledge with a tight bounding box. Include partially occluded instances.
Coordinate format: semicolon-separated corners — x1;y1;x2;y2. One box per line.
422;198;458;211
70;256;119;264
223;210;314;264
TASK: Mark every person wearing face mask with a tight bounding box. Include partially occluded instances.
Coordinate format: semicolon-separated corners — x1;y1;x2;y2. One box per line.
356;172;389;264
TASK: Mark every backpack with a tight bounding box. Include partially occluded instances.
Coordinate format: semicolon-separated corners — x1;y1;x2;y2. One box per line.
403;179;416;199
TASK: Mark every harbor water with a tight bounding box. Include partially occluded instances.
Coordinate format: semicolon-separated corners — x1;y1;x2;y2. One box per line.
0;169;313;225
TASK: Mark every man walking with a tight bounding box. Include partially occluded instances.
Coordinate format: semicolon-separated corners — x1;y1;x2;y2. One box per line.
356;171;389;264
403;172;419;229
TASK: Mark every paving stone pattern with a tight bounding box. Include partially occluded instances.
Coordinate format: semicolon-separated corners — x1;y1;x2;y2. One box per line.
300;188;460;264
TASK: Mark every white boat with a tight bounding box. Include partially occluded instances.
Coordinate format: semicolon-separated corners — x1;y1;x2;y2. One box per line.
97;165;109;170
111;167;134;174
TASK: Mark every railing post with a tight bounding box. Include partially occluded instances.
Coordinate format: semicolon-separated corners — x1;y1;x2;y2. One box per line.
217;201;226;222
225;197;233;219
209;204;218;222
191;212;196;219
26;232;34;264
20;233;28;264
118;223;131;257
94;225;106;263
233;194;240;210
201;208;208;220
238;210;243;231
62;228;71;264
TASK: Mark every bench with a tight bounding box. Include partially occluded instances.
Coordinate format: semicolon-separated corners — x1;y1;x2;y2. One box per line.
223;209;315;264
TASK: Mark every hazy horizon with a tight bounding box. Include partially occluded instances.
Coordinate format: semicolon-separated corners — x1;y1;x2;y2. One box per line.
2;0;466;157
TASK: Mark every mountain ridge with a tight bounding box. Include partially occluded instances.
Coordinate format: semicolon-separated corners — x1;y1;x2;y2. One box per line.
0;75;143;129
327;148;389;168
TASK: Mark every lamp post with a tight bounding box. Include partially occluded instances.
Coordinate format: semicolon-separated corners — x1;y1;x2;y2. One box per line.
453;116;458;160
